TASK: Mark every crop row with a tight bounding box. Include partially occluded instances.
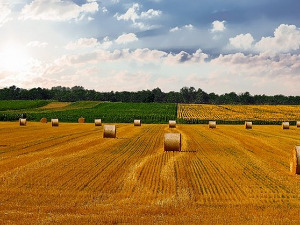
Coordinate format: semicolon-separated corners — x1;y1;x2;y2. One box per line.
178;104;300;122
0;102;177;124
1;123;300;224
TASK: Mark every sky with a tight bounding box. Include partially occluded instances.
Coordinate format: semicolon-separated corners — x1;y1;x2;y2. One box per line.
1;0;300;95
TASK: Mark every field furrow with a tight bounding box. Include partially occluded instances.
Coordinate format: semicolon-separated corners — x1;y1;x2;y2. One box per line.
1;122;300;224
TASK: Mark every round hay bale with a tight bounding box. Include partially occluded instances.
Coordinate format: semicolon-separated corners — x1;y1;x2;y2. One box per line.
51;119;59;127
40;117;48;123
103;125;116;138
290;146;300;175
208;121;216;128
296;121;300;128
95;119;102;126
169;120;176;128
134;119;141;126
164;133;181;152
282;122;289;129
245;121;252;129
19;118;27;126
78;117;85;123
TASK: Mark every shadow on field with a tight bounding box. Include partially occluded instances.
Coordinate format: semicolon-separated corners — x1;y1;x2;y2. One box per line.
181;150;197;152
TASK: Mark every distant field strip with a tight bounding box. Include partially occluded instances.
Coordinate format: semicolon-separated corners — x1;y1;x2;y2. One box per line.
0;100;50;111
1;122;300;223
0;102;177;123
178;104;300;122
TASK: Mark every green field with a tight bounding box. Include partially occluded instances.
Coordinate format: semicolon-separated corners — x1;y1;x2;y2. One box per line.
0;100;50;111
0;101;177;123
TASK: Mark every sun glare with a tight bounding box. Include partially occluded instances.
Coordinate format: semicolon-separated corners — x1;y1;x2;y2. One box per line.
0;43;29;72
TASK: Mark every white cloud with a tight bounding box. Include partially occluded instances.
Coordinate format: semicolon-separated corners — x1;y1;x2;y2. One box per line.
130;48;167;62
20;0;98;21
140;9;162;19
116;3;140;22
210;52;300;94
211;20;226;32
102;7;108;13
101;36;113;49
184;24;194;30
255;24;300;53
169;24;194;32
0;3;11;26
26;41;48;48
166;49;208;64
115;3;162;30
65;38;100;50
169;26;180;32
115;33;138;44
229;33;254;50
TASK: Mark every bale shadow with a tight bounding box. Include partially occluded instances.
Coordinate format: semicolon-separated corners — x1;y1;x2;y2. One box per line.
180;150;197;152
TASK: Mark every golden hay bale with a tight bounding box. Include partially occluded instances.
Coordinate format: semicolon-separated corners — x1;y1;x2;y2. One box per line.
103;125;116;138
51;119;59;127
78;117;85;123
208;121;216;128
164;133;181;152
245;121;252;129
19;118;27;126
134;119;141;126
297;121;300;128
95;119;102;126
169;120;176;128
40;117;48;123
290;146;300;175
282;122;289;129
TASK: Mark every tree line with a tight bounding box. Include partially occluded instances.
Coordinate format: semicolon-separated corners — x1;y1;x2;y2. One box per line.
0;85;299;105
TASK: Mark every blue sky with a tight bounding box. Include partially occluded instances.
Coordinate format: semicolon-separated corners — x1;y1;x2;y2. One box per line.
0;0;300;95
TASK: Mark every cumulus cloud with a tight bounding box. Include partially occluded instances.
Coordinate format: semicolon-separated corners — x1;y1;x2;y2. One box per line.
211;20;226;32
0;3;11;26
140;9;162;19
229;33;254;50
210;52;300;94
115;3;162;30
169;24;194;32
166;49;208;64
169;26;180;32
20;0;98;21
228;24;300;54
115;33;138;44
255;24;300;53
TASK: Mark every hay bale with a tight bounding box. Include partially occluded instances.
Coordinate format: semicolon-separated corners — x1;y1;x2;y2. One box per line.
134;119;141;126
78;117;85;123
297;121;300;128
51;119;59;127
245;121;252;129
95;119;102;126
40;117;48;123
164;133;181;152
103;125;116;138
19;118;27;126
290;146;300;175
169;120;176;128
208;121;216;128
282;122;289;129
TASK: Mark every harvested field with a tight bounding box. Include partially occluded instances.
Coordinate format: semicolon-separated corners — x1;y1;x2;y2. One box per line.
1;122;300;224
40;102;72;109
178;104;300;122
